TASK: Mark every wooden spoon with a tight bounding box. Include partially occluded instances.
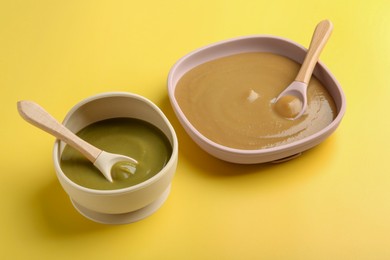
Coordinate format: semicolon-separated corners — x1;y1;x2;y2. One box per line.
274;19;333;119
17;100;138;182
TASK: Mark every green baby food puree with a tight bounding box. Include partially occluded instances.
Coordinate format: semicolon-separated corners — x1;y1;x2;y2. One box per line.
60;118;172;190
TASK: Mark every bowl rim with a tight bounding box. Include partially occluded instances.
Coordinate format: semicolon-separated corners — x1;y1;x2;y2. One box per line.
167;35;346;156
52;91;178;195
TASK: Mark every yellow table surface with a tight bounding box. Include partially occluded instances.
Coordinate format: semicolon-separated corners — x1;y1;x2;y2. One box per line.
2;0;390;259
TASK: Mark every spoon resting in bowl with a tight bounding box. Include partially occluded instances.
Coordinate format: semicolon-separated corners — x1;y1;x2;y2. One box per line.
273;19;333;120
17;100;138;182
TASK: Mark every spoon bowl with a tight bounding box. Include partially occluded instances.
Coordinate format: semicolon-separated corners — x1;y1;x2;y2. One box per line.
274;19;333;119
17;100;138;182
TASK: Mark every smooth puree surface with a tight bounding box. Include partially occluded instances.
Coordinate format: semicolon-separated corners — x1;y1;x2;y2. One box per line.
175;52;336;149
60;118;172;190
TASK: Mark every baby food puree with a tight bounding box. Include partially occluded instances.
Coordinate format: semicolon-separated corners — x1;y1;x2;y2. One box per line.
61;118;172;190
175;52;336;150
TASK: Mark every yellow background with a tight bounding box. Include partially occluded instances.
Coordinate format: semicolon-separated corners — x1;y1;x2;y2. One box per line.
1;0;390;259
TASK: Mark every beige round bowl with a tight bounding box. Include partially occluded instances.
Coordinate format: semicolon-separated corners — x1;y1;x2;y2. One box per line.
53;92;178;224
168;35;346;164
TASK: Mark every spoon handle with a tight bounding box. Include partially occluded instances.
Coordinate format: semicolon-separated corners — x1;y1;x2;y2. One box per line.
17;100;101;162
295;19;333;84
